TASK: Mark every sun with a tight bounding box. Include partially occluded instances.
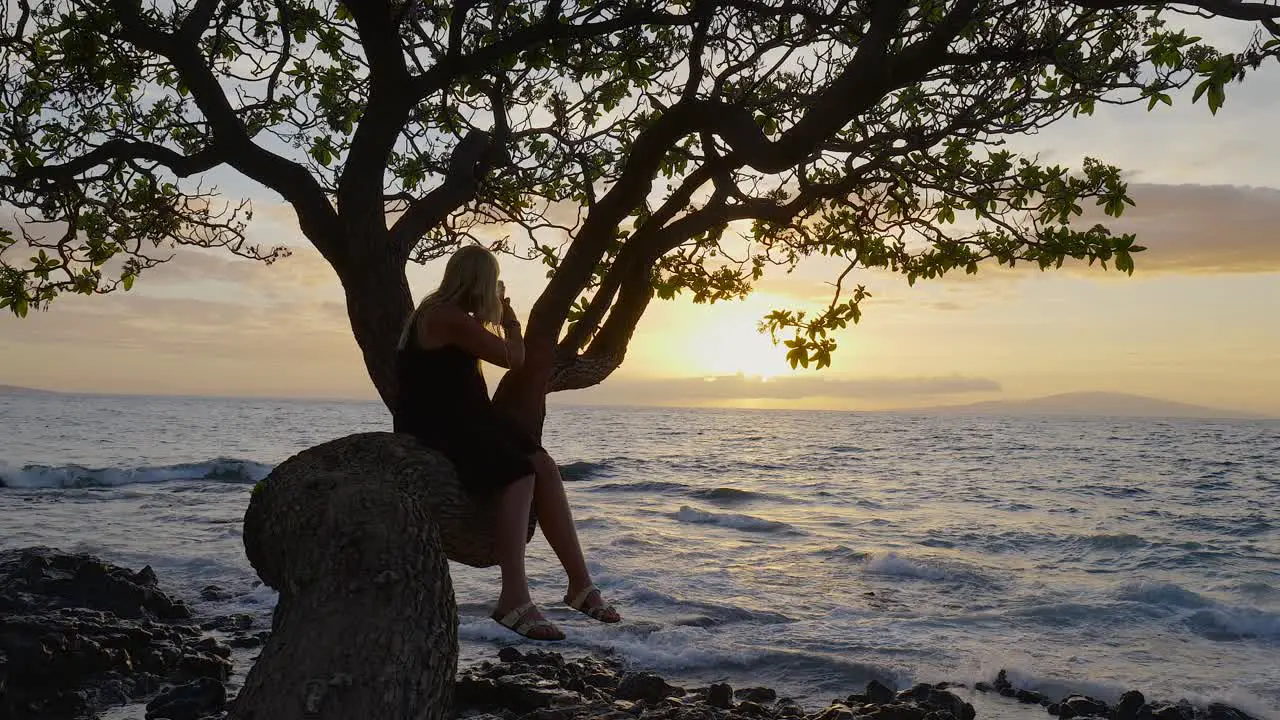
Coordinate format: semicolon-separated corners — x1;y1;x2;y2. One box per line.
631;293;803;379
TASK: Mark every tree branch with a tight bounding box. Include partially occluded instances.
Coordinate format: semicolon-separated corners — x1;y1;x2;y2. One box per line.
411;7;695;97
105;0;339;250
1075;0;1280;23
180;0;223;40
338;2;416;238
16;141;221;181
526;101;704;350
388;130;498;258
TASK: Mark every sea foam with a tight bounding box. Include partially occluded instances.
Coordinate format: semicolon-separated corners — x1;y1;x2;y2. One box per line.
0;459;272;489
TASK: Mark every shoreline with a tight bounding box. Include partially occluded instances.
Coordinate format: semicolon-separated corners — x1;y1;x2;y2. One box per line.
2;546;1268;720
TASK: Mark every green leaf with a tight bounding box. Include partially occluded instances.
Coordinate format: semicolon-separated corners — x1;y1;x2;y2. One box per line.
1207;84;1226;114
1192;79;1212;103
122;273;135;291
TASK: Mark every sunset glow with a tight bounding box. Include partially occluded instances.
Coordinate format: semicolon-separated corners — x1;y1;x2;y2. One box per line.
3;28;1280;415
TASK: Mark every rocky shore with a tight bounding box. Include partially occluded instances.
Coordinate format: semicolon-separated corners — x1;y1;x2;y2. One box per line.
0;547;1265;720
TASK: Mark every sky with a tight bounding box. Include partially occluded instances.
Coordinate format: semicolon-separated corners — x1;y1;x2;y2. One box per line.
3;19;1280;415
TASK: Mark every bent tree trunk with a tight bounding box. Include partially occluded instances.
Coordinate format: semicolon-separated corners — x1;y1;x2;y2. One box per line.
231;433;531;720
331;244;416;410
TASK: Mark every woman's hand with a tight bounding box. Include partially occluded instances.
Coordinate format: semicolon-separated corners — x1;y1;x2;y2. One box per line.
501;296;520;328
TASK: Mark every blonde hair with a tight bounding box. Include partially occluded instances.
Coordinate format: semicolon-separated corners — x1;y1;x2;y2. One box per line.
397;245;502;351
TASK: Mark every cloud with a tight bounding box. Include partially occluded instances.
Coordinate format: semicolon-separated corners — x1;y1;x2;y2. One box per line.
762;183;1280;305
570;373;1001;403
1084;183;1280;274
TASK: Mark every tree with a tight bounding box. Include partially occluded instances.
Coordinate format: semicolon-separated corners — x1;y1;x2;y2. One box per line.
3;1;1278;437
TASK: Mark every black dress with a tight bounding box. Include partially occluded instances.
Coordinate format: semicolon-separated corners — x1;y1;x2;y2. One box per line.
393;339;542;496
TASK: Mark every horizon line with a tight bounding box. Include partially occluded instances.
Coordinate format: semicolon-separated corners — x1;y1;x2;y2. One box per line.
2;383;1274;421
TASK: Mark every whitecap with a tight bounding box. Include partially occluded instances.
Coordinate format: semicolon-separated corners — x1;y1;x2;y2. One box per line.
0;459;272;489
673;506;794;533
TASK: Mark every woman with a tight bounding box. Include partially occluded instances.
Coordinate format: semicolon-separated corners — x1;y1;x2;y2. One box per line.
393;245;620;641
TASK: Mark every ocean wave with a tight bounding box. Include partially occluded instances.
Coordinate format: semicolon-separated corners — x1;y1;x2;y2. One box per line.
593;481;690;494
559;460;612;481
861;552;958;582
1083;533;1148;550
688;487;767;503
1116;580;1214;609
1114;580;1280;641
674;506;796;534
625;586;793;626
0;459;272;489
1187;607;1280;641
815;545;870;561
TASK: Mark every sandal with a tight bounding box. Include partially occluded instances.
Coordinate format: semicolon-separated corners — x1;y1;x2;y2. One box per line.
564;585;621;624
491;601;565;641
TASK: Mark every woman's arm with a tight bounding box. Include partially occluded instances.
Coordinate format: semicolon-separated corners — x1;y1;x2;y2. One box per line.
426;304;525;369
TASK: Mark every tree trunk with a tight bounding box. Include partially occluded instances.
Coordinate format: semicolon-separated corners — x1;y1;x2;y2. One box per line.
492;332;558;442
336;243;414;410
231;433;459;720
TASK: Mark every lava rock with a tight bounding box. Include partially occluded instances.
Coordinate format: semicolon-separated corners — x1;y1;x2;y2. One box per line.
198;585;231;602
0;546;191;620
865;680;896;705
1059;695;1109;719
617;672;681;703
1115;690;1145;720
450;647;1258;720
1206;704;1256;720
145;677;227;720
709;683;734;709
178;649;232;681
495;673;582;711
893;684;975;720
813;703;854;720
1016;689;1047;705
737;687;778;704
1148;702;1192;720
0;547;225;720
228;635;262;649
858;703;925;720
200;614;253;633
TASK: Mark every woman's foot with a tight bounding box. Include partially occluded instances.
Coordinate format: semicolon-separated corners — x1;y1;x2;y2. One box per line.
565;584;621;623
491;601;564;641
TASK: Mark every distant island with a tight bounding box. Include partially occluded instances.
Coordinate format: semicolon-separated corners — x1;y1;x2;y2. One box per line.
0;384;61;395
1;383;1271;419
904;391;1270;420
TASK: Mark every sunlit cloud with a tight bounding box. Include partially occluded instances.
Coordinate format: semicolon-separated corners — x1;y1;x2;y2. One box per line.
1084;184;1280;274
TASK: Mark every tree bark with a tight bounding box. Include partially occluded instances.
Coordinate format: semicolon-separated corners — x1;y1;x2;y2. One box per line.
231;433;459;720
492;341;554;442
334;246;414;410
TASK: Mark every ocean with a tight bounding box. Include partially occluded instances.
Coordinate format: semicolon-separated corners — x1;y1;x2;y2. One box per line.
1;392;1278;717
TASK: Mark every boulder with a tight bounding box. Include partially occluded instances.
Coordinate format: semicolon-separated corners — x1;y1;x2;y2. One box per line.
737;687;778;704
709;683;735;709
1115;690;1145;720
0;546;191;620
145;677;227;720
865;680;896;705
617;671;682;703
1060;695;1109;719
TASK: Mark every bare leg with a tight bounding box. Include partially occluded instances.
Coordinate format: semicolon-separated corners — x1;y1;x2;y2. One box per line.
493;473;562;639
531;451;621;622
